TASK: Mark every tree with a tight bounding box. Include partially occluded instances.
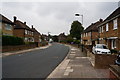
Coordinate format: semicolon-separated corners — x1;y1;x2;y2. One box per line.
52;35;58;42
70;20;84;40
66;35;73;43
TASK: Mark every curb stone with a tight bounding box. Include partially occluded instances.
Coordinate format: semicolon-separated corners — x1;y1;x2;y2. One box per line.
1;43;51;57
47;44;71;78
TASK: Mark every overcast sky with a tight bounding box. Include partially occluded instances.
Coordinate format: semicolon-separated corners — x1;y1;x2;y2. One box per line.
1;1;119;35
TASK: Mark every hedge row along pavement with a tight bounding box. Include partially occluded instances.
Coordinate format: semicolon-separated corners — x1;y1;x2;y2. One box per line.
2;35;24;46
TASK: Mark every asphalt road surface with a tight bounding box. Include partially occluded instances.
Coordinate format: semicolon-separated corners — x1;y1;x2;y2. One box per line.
2;43;69;78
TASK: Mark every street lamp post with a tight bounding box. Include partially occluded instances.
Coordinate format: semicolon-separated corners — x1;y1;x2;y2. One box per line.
75;13;84;51
75;13;83;25
48;32;51;42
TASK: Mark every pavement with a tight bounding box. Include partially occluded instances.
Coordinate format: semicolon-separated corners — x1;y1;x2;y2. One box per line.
47;45;110;79
1;43;52;57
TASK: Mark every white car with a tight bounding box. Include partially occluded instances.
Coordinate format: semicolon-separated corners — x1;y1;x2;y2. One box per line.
92;44;111;54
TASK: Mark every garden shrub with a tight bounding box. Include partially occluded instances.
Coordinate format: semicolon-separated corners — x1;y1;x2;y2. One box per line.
2;35;24;46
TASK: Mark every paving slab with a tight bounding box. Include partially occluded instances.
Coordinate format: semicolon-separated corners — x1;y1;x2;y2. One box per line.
47;45;110;79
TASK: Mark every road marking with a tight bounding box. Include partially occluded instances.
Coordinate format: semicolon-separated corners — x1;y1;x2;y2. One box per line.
64;71;69;76
64;67;73;76
71;52;75;53
71;48;77;51
69;54;75;56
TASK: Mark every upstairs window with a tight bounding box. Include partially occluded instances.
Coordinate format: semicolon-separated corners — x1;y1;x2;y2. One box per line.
99;26;102;33
99;27;101;33
89;32;91;36
5;24;12;30
86;33;87;37
106;23;109;31
25;30;27;34
101;26;104;32
32;32;33;36
113;18;117;30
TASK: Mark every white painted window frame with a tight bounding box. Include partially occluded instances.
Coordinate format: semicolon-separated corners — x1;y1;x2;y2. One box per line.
106;23;109;31
113;18;118;30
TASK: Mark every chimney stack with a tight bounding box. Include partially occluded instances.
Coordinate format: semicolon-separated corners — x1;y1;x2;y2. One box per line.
24;22;26;25
99;19;103;22
13;16;17;22
32;25;33;29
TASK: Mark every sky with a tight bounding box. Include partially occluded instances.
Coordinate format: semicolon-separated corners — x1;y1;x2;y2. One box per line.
1;0;119;35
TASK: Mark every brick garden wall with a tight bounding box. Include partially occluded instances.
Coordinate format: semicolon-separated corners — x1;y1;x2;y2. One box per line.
2;44;37;52
94;54;117;69
85;46;117;69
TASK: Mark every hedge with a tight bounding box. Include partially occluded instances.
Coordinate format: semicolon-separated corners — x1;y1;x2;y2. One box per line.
2;35;24;46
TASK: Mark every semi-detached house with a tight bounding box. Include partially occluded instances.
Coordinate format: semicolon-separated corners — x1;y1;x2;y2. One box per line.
0;14;14;36
13;16;34;42
31;25;42;43
81;19;103;46
98;7;120;51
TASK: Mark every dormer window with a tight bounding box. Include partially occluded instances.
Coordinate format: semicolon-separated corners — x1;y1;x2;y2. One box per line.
113;18;117;30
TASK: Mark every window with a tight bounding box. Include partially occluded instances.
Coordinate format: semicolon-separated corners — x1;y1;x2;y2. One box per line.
106;23;109;31
90;32;92;36
113;18;117;30
32;32;34;36
25;30;27;34
24;37;28;41
99;27;102;33
101;26;104;32
111;39;116;49
28;31;29;35
99;27;101;33
86;33;87;37
5;24;12;30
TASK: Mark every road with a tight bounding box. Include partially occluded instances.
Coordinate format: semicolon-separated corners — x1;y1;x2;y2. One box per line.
2;43;69;78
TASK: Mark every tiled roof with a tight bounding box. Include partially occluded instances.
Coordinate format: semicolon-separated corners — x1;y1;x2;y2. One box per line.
31;27;41;35
83;19;103;33
59;33;66;37
14;20;33;31
0;14;14;25
104;7;120;21
97;7;120;27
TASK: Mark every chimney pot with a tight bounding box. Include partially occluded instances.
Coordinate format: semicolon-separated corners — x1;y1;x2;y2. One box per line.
32;25;33;29
13;16;17;22
99;19;103;22
24;22;26;25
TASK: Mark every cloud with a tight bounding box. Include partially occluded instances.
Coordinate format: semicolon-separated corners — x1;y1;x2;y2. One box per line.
1;2;118;35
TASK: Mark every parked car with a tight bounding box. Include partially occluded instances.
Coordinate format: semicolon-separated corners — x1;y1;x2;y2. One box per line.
115;53;120;66
92;44;111;54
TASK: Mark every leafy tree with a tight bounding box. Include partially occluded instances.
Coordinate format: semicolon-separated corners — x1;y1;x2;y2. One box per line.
70;20;84;40
66;35;73;43
52;35;58;42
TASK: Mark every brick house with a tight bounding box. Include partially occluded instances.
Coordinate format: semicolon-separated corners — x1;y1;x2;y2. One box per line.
0;14;14;36
13;16;34;42
58;33;67;42
41;34;48;41
81;19;103;46
31;25;41;43
98;7;120;51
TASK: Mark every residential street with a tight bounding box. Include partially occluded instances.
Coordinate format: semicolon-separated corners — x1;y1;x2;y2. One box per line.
48;45;109;78
2;43;69;78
